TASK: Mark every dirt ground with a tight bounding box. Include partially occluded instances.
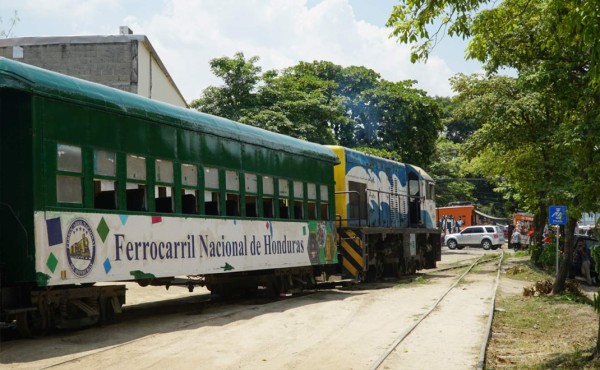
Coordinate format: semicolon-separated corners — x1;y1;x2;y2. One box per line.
4;248;587;370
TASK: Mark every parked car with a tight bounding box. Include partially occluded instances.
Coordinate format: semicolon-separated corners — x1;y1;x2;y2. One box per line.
444;225;504;250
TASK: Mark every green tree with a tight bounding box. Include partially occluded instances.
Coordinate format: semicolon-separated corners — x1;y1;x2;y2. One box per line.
388;0;600;299
190;52;261;121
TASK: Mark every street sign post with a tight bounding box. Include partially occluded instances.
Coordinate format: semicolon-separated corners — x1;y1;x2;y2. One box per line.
549;206;567;275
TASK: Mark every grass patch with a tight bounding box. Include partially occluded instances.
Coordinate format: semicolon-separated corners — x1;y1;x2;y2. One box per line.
487;259;600;369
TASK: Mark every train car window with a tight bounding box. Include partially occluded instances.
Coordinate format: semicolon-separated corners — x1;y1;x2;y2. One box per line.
245;173;258;218
94;150;116;176
127;155;146;180
262;176;274;219
204;167;220;216
93;150;117;209
278;179;290;219
126;155;147;211
181;164;198;214
182;164;198;187
320;185;330;221
57;175;83;204
307;183;317;220
155;160;174;213
126;183;147;211
293;181;304;219
57;144;82;172
56;144;82;204
225;171;239;216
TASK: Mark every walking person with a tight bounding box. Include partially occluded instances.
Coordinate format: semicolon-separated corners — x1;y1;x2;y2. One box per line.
511;228;521;250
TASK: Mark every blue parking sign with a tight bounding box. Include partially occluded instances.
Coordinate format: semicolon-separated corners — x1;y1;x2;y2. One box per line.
549;206;567;225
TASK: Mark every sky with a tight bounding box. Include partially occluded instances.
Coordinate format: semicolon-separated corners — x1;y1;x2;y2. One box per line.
0;0;484;103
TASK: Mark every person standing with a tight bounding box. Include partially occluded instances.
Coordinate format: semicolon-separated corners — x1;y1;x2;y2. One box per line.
511;229;521;250
577;240;594;285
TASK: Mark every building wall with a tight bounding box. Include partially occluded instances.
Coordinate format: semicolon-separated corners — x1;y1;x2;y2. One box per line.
137;44;186;107
0;42;137;93
0;36;187;108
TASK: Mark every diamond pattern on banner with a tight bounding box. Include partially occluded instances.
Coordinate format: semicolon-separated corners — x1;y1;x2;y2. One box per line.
119;214;129;225
103;258;112;274
152;216;162;224
46;252;58;273
97;217;110;242
46;217;62;246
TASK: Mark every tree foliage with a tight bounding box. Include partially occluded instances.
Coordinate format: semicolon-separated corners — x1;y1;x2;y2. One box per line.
388;0;600;300
191;53;443;167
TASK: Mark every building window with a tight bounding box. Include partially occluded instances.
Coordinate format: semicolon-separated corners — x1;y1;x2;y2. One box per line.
56;144;82;204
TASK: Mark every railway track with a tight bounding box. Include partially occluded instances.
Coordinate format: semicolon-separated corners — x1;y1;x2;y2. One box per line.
370;253;504;370
2;251;504;369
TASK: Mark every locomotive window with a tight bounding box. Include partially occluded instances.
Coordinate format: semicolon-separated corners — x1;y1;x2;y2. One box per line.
57;144;82;172
204;167;220;216
57;175;82;204
293;181;304;219
94;150;117;210
56;144;82;204
181;164;198;214
409;179;419;196
427;182;435;200
245;173;258;218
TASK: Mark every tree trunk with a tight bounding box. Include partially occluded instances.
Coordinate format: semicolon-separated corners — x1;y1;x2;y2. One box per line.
552;217;577;294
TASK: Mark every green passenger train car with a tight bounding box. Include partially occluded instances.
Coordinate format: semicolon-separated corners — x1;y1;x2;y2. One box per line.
0;58;340;334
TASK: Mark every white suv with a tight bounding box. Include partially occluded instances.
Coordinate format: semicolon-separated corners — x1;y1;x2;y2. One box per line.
444;225;504;250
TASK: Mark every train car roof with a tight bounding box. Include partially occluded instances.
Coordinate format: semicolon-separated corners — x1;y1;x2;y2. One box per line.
0;57;339;164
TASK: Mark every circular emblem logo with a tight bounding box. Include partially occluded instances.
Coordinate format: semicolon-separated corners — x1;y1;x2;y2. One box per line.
65;218;96;277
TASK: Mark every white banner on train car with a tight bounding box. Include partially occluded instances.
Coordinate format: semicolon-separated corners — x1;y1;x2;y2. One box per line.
34;212;337;286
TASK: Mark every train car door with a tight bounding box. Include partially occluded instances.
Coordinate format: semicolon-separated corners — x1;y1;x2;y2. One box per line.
408;171;421;226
